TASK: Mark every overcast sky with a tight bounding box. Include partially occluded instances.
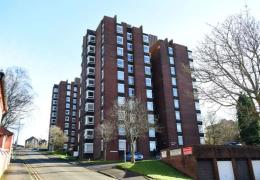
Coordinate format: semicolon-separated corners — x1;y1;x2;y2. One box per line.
1;0;260;145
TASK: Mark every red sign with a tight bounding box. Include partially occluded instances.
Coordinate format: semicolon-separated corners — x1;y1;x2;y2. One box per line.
183;147;192;155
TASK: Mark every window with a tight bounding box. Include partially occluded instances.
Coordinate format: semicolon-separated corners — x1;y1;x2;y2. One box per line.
73;92;77;98
74;86;77;92
195;102;200;110
85;103;94;112
52;106;57;111
87;56;95;64
66;97;70;102
101;82;104;92
51;118;56;124
53;88;58;93
118;125;125;136
101;96;104;106
72;117;76;123
128;88;135;97
147;102;154;111
88;45;95;53
127;53;133;62
118;83;125;93
72;111;76;117
118;96;125;105
84;129;94;139
127;32;132;40
71;137;75;143
200;137;205;144
178;136;183;145
117;71;124;81
145;66;151;75
128;65;134;73
117;25;123;34
87;78;95;87
66;91;70;96
65;110;70;115
174;99;179;108
173;88;178;97
170;67;176;75
73;98;77;104
188;51;193;59
197;113;202;121
128;76;134;85
65;123;69;128
172;77;177;86
101;46;104;55
118;139;126;150
65;116;69;121
64;130;68;135
87;67;95;75
194;90;199;99
146;90;153;98
52;112;56;117
198;125;204;133
101;110;104;121
117;36;123;45
177;123;182;132
88;35;95;43
53;94;58;99
71;131;75;136
127;43;133;51
101;69;104;79
117;47;123;56
143;34;149;43
148;114;155;124
71;124;76;129
117;59;124;68
144;55;150;64
149;128;155;137
190;61;194;69
149;141;156;151
87;90;94;99
63;144;68;149
175;111;180;120
84;143;93;153
169;57;174;65
143;45;149;53
168;47;173;55
67;84;71;90
145;78;152;87
66;103;70;109
53;100;57;105
85;116;94;125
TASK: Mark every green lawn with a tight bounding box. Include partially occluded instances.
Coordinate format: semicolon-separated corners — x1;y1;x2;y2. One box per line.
118;160;191;180
79;160;123;166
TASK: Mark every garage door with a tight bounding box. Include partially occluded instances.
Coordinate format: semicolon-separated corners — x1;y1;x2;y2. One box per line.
217;161;235;180
236;160;250;180
252;160;260;180
198;160;215;180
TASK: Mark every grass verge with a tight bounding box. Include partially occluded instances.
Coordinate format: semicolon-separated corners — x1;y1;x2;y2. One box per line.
117;160;191;180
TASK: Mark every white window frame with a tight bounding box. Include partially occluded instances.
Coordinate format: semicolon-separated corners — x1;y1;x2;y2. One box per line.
117;36;123;45
117;59;124;68
171;67;176;75
143;45;149;53
146;89;153;98
87;56;95;64
174;99;179;108
88;45;95;53
127;53;133;62
117;71;124;81
88;35;95;43
144;55;150;64
84;143;93;153
85;116;94;125
85;103;94;112
149;128;156;137
84;129;94;139
148;114;155;124
178;136;183;145
128;65;134;73
117;47;124;56
118;83;125;93
147;102;154;111
143;34;149;43
87;78;95;87
173;88;178;97
87;67;95;75
177;123;182;132
128;88;135;97
145;66;151;75
168;47;173;55
86;90;94;99
128;76;134;85
127;43;133;51
117;25;123;34
169;57;174;65
149;141;156;151
127;32;132;40
175;111;180;120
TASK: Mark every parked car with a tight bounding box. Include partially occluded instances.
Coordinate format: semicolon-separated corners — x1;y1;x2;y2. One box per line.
126;152;144;161
224;141;242;146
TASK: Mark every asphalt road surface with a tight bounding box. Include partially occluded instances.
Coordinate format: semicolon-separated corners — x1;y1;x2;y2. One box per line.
2;149;114;180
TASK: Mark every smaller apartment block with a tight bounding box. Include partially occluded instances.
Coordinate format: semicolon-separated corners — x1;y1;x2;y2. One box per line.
48;78;80;151
151;40;204;150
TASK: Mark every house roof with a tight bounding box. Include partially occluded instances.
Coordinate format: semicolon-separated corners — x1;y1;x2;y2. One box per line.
25;136;38;142
0;127;13;136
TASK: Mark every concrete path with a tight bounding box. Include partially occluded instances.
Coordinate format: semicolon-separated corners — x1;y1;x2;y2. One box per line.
1;160;31;180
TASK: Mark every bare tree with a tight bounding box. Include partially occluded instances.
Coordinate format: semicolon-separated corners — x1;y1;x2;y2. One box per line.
194;10;260;113
110;98;158;163
1;67;34;128
49;126;68;151
98;119;116;161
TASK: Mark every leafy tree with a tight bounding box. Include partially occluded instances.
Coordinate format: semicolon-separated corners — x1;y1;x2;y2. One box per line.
237;94;260;145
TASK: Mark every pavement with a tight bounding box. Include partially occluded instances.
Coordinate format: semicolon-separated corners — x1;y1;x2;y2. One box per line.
1;149;114;180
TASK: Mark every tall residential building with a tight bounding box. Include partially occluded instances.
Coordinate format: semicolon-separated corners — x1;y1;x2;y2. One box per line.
48;78;80;151
79;16;203;160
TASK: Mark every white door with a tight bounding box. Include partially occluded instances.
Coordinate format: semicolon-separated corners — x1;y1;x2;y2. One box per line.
217;161;235;180
252;160;260;180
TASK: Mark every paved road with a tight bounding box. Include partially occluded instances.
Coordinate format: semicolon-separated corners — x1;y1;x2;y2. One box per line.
2;149;114;180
